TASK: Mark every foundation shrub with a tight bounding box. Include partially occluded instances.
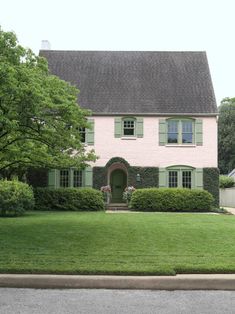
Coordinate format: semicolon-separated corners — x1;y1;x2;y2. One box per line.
34;188;105;211
130;188;214;212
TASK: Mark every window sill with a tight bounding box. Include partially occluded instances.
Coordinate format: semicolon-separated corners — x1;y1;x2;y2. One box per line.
165;144;196;147
121;136;137;140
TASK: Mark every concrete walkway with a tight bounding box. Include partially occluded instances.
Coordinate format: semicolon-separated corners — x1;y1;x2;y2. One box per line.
0;274;235;290
224;207;235;215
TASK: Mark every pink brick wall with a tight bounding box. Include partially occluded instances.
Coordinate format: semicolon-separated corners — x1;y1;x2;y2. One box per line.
87;116;217;168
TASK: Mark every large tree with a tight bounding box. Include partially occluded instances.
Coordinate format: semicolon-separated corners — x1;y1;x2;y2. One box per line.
0;28;96;178
218;97;235;174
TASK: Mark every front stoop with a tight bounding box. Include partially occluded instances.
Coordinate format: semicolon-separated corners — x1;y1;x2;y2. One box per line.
106;203;129;211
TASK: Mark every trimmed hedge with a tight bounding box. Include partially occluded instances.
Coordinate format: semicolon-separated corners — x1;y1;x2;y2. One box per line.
130;188;214;212
0;180;35;217
219;175;235;188
34;188;105;211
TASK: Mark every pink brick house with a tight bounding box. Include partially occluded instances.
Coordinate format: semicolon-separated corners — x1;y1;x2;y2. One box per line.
39;51;219;205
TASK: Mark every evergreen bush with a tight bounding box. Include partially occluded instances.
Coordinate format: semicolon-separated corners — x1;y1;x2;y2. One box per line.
130;188;214;212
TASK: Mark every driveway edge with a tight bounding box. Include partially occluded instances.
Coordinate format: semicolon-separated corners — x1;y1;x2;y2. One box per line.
0;274;235;290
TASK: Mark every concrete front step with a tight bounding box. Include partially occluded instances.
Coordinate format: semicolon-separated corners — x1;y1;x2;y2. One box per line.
107;203;129;211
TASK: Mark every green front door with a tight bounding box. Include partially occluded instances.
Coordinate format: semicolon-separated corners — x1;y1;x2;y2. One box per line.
110;169;127;203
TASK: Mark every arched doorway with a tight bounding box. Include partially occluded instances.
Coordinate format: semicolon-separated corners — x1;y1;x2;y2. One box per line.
110;169;127;203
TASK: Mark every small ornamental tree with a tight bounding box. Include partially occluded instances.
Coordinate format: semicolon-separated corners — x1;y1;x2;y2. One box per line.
0;27;97;179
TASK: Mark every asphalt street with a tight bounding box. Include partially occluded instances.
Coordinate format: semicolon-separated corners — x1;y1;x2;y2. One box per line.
0;288;235;314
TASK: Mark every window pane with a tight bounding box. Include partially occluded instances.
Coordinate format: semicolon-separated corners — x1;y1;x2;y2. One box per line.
169;171;178;188
182;133;193;143
60;170;69;188
123;120;135;136
74;170;82;187
168;133;178;143
182;121;193;144
182;121;192;133
182;171;192;189
168;121;178;143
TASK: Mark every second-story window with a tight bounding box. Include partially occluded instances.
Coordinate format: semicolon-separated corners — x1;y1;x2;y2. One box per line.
123;118;135;136
167;119;194;144
182;121;193;144
167;120;179;143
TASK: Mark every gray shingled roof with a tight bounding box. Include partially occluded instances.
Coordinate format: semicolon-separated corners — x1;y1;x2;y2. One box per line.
39;51;217;115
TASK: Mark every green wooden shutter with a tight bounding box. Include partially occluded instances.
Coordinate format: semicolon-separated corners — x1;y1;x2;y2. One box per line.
159;168;166;187
195;168;203;189
84;166;93;188
56;170;60;188
48;169;56;188
136;117;144;138
114;117;122;138
195;119;203;146
159;119;166;146
86;119;94;145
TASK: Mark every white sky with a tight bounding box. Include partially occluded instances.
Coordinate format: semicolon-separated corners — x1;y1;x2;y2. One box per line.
1;0;235;105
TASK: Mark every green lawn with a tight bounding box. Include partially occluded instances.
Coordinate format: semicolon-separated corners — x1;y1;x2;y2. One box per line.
0;211;235;275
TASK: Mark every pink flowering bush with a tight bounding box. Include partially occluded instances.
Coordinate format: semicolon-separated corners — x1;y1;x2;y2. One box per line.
123;186;136;203
100;185;112;202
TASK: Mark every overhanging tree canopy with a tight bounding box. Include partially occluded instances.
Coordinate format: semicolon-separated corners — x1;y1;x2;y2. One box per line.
0;28;96;177
218;97;235;174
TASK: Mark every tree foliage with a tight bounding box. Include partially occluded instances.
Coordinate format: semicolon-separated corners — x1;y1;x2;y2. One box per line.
0;28;96;178
218;98;235;174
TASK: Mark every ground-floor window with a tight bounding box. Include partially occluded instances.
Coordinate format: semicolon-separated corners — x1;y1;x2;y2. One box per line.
73;170;83;187
59;169;83;188
60;170;69;187
167;166;194;189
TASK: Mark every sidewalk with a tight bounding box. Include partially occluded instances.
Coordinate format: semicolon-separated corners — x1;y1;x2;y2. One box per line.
224;207;235;215
0;274;235;290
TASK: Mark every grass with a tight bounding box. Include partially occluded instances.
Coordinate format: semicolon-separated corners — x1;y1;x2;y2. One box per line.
0;211;235;275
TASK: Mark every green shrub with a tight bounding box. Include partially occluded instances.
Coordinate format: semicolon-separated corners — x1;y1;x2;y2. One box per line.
0;180;35;217
219;175;234;188
130;188;214;212
34;188;105;211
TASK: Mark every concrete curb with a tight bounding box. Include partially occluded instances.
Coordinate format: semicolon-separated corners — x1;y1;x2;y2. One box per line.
0;274;235;290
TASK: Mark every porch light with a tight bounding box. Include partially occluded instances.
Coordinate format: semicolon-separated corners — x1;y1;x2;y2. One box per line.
136;173;141;182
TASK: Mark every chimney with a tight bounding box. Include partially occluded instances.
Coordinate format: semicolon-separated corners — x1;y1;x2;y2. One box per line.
41;40;51;50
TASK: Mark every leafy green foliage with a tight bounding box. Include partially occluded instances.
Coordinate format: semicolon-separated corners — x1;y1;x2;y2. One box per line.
0;180;34;216
128;167;159;188
203;167;220;207
219;175;235;188
130;188;214;211
34;187;105;211
0;27;96;178
218;98;235;174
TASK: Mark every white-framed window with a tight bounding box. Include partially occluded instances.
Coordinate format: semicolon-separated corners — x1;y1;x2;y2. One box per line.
167;119;194;144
